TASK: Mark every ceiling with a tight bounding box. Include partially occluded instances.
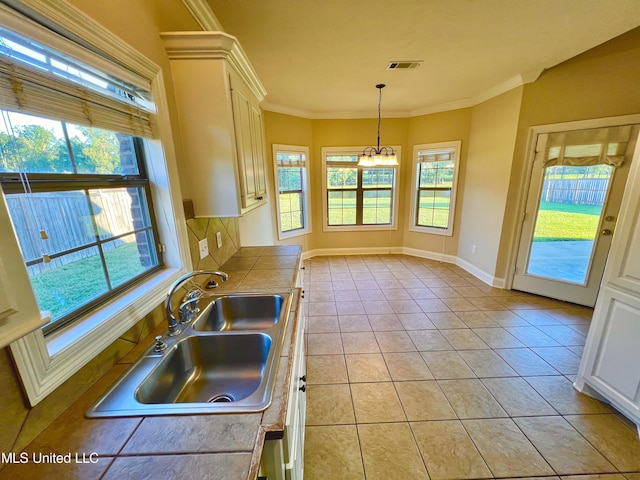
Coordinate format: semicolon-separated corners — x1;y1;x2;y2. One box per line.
206;0;640;118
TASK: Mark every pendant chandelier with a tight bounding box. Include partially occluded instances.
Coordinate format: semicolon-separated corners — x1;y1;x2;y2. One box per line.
358;83;398;167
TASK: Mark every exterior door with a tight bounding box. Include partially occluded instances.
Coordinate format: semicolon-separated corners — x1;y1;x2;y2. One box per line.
513;124;638;307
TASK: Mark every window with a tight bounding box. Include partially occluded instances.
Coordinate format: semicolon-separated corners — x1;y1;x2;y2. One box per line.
273;144;311;239
0;110;161;334
410;141;461;236
322;147;400;230
0;8;189;406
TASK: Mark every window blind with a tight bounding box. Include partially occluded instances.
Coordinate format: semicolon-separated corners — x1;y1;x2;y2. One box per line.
276;151;306;168
0;29;155;138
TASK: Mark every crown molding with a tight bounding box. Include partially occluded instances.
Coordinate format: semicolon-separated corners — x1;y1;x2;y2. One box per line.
264;70;543;120
181;0;225;31
161;31;267;101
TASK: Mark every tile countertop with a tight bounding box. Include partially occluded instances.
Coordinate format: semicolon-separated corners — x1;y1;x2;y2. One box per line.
0;245;303;480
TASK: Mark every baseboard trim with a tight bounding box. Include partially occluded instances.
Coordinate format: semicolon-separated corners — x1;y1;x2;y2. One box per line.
300;246;503;289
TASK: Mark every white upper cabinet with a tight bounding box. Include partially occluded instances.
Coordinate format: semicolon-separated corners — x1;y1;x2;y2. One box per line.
162;32;268;217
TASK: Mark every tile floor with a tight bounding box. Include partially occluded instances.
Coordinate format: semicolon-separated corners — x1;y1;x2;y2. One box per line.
301;254;640;480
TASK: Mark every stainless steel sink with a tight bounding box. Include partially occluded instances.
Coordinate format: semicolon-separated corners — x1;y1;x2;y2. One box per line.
192;294;284;331
86;291;292;417
136;333;271;404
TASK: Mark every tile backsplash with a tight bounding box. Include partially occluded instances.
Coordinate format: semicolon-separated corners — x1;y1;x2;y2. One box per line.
0;212;240;459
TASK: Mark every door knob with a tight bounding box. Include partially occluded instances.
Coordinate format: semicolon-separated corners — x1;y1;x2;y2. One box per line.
601;229;612;236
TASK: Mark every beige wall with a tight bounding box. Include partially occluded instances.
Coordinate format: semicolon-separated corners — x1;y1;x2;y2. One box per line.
404;109;473;256
496;27;640;278
68;0;201;198
458;87;523;278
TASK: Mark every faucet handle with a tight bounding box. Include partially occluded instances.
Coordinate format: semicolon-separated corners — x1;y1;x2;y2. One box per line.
154;335;167;352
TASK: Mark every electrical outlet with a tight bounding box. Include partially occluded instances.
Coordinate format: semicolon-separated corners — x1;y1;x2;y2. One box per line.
198;238;209;259
471;245;477;254
216;231;222;248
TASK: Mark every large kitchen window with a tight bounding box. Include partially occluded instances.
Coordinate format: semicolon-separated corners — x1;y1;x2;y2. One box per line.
410;141;461;236
322;147;400;230
0;26;161;334
273;144;311;239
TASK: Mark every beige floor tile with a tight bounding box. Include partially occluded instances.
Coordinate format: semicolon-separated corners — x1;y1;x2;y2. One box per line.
438;378;508;419
560;475;627;480
463;418;555;477
515;416;615;475
427;311;469;329
336;301;366;315
363;300;395;314
440;329;489;349
307;333;344;355
350;382;406;423
415;298;451;313
442;297;478;312
532;346;582;374
345;354;391;382
495;348;559;376
625;474;640;480
0;455;111;480
411;420;492;480
481;377;557;416
304;425;365;480
374;331;416;352
339;314;372;332
537;325;587;346
306;384;355;425
565;414;640;471
398;312;437;330
383;352;433;381
525;376;612;415
408;330;453;351
457;311;500;328
307;301;338;316
334;289;362;302
458;349;519;378
505;326;561;347
484;310;532;327
358;423;429;480
472;327;526;348
395;380;457;421
306;355;348;385
516;309;564;326
341;332;380;354
367;313;403;331
308;316;340;333
421;351;476;379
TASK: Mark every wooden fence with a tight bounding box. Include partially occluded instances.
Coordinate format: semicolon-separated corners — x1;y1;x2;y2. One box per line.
541;178;610;205
7;190;135;275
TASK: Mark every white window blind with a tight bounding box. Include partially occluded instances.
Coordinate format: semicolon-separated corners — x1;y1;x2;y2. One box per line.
0;26;155;138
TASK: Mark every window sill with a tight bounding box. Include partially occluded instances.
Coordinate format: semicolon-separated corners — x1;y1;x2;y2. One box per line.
409;225;453;236
278;227;311;241
322;224;397;233
10;266;187;406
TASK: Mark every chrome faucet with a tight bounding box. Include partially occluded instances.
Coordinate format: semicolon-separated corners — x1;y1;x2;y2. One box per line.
166;270;229;336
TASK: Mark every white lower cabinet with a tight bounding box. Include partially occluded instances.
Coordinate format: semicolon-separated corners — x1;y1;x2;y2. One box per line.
260;303;306;479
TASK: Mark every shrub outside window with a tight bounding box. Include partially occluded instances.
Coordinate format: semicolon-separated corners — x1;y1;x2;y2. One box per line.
410;141;461;236
322;147;399;231
273;144;311;239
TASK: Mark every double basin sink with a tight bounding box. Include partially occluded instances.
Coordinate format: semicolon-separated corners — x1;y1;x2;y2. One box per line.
87;293;292;417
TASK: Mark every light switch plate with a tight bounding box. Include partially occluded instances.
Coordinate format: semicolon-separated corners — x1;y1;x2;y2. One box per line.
216;231;222;248
198;238;209;259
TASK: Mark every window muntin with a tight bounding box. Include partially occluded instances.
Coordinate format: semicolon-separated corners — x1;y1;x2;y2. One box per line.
411;141;460;235
273;145;310;239
0;108;161;334
323;149;398;229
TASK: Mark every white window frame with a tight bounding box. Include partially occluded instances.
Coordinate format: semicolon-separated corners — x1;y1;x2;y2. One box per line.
272;144;311;240
410;140;461;236
321;146;401;232
1;2;190;406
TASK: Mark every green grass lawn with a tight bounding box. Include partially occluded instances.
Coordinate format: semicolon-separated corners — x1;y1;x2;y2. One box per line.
533;201;602;242
29;242;149;320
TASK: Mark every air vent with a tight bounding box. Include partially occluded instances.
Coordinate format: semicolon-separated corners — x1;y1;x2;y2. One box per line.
387;61;422;70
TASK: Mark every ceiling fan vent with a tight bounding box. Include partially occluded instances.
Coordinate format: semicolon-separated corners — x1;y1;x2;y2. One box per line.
387;61;422;70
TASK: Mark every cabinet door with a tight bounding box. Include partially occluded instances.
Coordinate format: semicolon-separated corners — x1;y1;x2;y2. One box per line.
250;102;267;199
230;82;258;208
